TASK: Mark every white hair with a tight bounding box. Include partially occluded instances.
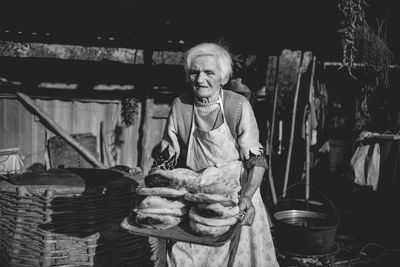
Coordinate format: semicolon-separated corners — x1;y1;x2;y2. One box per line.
184;43;233;85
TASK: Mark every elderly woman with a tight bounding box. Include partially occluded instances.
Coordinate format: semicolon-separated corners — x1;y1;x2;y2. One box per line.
153;42;279;267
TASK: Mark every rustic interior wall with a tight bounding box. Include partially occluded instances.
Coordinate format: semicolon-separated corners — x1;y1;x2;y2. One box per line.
0;98;141;171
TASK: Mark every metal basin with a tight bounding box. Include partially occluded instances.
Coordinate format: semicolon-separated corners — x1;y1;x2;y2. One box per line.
273;209;339;255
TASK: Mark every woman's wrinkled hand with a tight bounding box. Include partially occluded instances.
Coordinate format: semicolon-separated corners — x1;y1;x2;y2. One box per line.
238;195;255;226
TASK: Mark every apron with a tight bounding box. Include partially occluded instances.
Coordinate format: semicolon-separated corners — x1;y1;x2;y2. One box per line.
167;95;279;267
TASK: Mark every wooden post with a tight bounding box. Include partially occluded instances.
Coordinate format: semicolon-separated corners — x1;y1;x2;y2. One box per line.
100;121;112;168
282;53;304;198
139;49;154;174
140;97;154;174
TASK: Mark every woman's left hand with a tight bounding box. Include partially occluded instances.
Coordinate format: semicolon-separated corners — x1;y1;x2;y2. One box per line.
238;195;255;226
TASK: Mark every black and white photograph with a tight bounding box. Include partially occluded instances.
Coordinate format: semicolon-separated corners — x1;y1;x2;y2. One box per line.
0;1;399;266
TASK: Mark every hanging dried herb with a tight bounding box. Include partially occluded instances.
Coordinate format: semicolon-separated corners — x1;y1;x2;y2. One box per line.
339;0;393;132
338;0;365;78
338;0;392;85
121;97;140;126
355;19;393;87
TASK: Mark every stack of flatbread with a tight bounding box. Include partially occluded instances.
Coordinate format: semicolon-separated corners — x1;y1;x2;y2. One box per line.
131;163;242;235
132;195;187;230
184;176;240;237
184;164;242;237
131;167;199;230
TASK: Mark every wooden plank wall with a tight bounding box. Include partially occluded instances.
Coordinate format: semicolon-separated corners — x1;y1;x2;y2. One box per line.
0;98;140;171
0;98;46;167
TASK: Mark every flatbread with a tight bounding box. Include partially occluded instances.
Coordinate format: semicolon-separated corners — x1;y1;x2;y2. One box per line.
136;187;187;198
215;161;243;191
195;166;224;185
184;192;239;206
189;220;230;237
189;207;238;227
148;166;241;193
145;174;174;188
196;203;240;219
135;212;182;230
137;195;186;209
186;182;235;194
134;207;188;217
189;164;241;193
147;168;199;188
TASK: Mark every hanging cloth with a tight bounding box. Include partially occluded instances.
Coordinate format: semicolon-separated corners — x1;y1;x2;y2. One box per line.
350;133;381;191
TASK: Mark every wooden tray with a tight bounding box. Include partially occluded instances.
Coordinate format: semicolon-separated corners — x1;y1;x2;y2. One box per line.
120;217;241;247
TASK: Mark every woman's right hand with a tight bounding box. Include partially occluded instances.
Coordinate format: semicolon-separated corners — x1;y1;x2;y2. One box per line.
238;195;256;226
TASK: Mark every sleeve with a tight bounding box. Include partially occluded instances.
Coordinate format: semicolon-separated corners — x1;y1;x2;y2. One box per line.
151;100;181;170
236;101;268;169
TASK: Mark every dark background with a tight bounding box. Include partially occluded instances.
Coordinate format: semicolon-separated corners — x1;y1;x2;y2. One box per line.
0;0;398;61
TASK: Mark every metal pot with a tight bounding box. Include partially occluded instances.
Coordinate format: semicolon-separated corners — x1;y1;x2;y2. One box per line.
273;183;340;256
273;208;339;255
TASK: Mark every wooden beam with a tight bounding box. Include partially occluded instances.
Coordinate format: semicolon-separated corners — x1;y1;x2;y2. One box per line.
0;40;185;63
0;40;144;63
323;61;400;69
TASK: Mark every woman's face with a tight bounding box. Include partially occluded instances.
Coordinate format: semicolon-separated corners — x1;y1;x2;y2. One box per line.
188;55;223;101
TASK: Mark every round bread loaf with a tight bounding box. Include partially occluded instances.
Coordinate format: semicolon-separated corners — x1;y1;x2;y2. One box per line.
136;187;187;198
134;207;188;217
189;207;237;227
184;192;238;206
189;220;230;237
146;168;199;188
186;182;234;194
135;212;182;230
145;174;174;188
196;203;240;219
137;195;186;210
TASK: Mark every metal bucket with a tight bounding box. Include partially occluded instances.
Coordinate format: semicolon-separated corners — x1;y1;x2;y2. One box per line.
272;185;339;255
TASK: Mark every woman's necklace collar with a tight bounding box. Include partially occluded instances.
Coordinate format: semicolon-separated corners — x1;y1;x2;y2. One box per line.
194;90;223;106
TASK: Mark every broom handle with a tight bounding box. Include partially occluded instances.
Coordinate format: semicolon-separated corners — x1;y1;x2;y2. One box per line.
282;53;304;198
267;57;279;205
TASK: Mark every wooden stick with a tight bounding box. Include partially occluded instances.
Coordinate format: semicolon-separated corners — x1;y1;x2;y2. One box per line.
305;117;311;201
100;121;112;168
15;91;106;169
140;97;153;174
305;56;317;201
267;57;279;205
282;53;304;198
